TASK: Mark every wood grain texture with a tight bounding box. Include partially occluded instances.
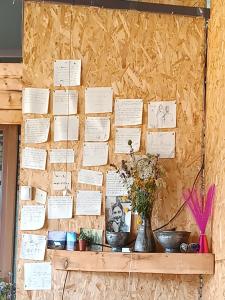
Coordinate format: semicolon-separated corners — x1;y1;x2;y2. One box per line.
0;110;22;124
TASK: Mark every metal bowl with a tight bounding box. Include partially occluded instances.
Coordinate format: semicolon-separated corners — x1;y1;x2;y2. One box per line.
106;231;129;252
155;230;191;253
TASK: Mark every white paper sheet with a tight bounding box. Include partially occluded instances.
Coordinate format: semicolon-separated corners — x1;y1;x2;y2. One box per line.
48;196;73;219
83;142;108;166
20;186;32;201
54;115;79;141
21;234;47;261
53;90;78;115
147;131;176;158
49;149;75;164
22;148;47;170
35;188;47;204
106;171;128;196
52;171;71;191
115;127;141;153
85;117;110;141
20;205;45;230
78;169;103;186
24;262;51;290
148;101;176;128
25;118;50;144
22;88;49;114
85;87;113;113
115;99;143;126
76;191;102;215
54;60;81;86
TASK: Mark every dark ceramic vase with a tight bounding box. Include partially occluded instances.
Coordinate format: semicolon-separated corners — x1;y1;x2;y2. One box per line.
134;215;156;252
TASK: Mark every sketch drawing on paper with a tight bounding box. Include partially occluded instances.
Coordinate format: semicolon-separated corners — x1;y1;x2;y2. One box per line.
148;101;176;129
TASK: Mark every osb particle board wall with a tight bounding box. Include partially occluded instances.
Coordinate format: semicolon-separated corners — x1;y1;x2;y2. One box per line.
17;2;206;299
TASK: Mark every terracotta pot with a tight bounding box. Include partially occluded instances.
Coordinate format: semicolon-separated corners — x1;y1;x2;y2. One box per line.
79;240;87;251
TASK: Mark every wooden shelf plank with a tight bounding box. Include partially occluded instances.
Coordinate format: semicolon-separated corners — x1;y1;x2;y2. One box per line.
51;250;215;275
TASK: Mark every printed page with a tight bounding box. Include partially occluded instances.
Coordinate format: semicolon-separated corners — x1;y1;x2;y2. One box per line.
24;262;51;290
106;171;128;196
20;205;45;230
115;127;141;153
48;196;73;219
148;101;176;129
49;149;75;164
78;169;103;186
22;148;47;170
21;234;47;261
76;190;102;215
54;115;79;141
83;142;108;166
54;60;81;86
22;88;49;114
25;118;50;144
147;131;176;158
85;87;113;113
52;171;71;191
20;186;32;201
85;116;110;141
35;188;47;205
115;99;143;126
53;90;78;115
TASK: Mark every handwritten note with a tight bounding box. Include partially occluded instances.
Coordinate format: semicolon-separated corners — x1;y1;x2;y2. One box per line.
22;88;49;114
22;148;47;170
21;234;47;261
20;186;32;201
54;115;79;141
49;149;75;164
78;169;103;186
85;117;110;141
115;128;141;153
52;171;71;191
83;142;108;166
48;196;73;219
54;60;81;86
148;101;176;129
76;191;102;215
115;99;143;126
20;205;45;230
85;87;113;113
24;262;51;290
35;188;47;205
25;118;50;144
147;131;176;158
53;90;78;115
106;171;128;196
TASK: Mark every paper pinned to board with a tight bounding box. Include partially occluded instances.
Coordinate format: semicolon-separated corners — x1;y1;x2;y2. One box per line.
115;127;141;153
21;234;47;261
20;186;32;201
78;169;103;186
49;149;75;164
54;115;79;141
22;88;49;114
22;147;47;170
83;142;108;166
52;171;71;191
76;190;102;216
115;99;143;126
85;87;113;113
53;90;78;115
48;196;73;219
106;171;128;196
85;116;110;141
24;262;51;290
25;118;50;144
147;131;176;158
20;205;45;230
35;188;47;205
54;60;81;86
148;101;176;129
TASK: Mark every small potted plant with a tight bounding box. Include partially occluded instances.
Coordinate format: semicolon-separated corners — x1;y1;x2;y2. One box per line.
78;232;90;251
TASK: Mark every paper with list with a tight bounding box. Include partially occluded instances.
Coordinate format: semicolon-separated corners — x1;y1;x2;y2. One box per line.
21;234;47;261
20;205;45;230
52;171;71;191
85;117;110;141
115;128;141;153
148;101;176;129
85;87;113;113
76;190;102;215
35;188;47;204
106;171;128;196
54;115;79;141
22;148;47;170
53;90;78;115
49;149;75;164
48;196;73;219
54;60;81;86
78;169;103;186
22;88;49;114
83;142;108;166
25;118;50;144
147;131;176;158
115;99;143;126
24;262;51;290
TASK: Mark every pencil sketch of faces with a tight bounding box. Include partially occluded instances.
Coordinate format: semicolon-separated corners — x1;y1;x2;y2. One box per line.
156;104;173;128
